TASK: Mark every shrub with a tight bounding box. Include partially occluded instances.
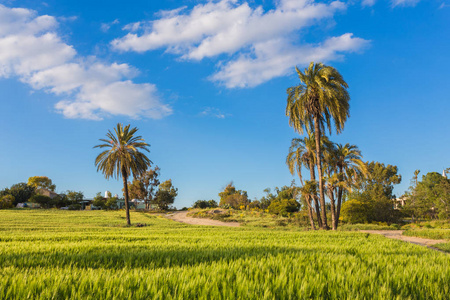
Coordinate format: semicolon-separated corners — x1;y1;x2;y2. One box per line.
0;195;14;209
340;199;370;224
268;199;300;216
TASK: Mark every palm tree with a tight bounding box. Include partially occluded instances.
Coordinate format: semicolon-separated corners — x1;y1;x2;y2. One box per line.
286;132;332;228
94;124;151;225
324;143;366;230
286;62;350;229
299;180;318;230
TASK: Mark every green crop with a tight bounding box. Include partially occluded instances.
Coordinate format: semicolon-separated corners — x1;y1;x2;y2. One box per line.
0;210;449;299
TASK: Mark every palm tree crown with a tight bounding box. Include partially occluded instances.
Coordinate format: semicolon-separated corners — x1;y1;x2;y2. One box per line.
286;62;350;135
95;124;151;179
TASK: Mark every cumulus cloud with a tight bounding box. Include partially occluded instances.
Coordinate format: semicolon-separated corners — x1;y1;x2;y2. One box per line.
212;34;369;88
391;0;421;7
112;0;368;87
0;5;171;120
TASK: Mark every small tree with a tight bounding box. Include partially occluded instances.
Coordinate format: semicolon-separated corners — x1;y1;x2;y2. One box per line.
154;180;178;210
219;183;249;209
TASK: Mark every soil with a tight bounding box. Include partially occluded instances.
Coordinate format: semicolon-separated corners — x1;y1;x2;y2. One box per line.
165;211;240;227
360;230;448;250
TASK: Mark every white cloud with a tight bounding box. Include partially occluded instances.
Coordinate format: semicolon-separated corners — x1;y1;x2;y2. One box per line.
211;34;369;88
361;0;377;7
391;0;421;7
100;19;119;32
0;5;171;120
112;0;368;88
200;107;228;119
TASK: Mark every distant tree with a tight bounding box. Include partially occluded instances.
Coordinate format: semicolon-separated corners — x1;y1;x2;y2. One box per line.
259;188;276;210
286;62;350;229
28;176;56;191
192;200;218;209
92;192;107;210
94;123;152;225
5;183;35;205
0;195;15;209
154;180;178;210
29;194;52;208
219;183;249;209
405;172;450;220
66;191;84;203
127;166;160;210
267;185;301;216
347;161;402;223
105;196;119;210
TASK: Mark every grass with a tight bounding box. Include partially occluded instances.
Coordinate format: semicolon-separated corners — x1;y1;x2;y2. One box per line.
187;209;310;229
1;209;450;299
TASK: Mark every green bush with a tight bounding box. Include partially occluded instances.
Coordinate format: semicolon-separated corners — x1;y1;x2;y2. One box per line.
0;195;14;209
268;199;300;216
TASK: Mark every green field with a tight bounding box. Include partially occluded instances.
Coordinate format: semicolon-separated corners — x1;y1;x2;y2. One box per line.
1;210;449;299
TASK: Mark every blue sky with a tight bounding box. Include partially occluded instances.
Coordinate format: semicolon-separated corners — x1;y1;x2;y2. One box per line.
0;0;449;208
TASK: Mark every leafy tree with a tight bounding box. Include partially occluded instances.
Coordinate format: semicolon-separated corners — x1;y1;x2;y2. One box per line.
193;200;218;209
29;194;52;208
286;62;350;229
405;172;450;220
348;161;401;223
259;188;276;210
267;185;301;216
154;180;178;210
27;176;56;191
92;192;107;210
105;196;119;210
94;123;151;225
127;166;160;210
219;183;249;209
0;195;14;209
5;183;36;205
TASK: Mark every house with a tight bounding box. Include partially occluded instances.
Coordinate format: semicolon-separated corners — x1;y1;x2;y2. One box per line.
36;188;60;199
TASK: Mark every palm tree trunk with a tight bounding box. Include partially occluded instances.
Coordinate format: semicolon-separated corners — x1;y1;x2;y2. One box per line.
335;186;344;230
309;162;322;228
328;189;337;230
314;116;328;229
122;168;131;226
306;196;316;230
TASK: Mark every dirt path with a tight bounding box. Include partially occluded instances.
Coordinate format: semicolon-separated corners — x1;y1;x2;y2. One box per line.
360;230;448;250
165;211;240;227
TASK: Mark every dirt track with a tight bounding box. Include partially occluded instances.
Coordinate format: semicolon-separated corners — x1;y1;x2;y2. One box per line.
360;230;448;248
165;211;240;227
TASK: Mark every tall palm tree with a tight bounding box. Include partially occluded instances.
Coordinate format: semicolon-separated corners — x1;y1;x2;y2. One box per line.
286;62;350;229
94;124;151;225
286;132;332;228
